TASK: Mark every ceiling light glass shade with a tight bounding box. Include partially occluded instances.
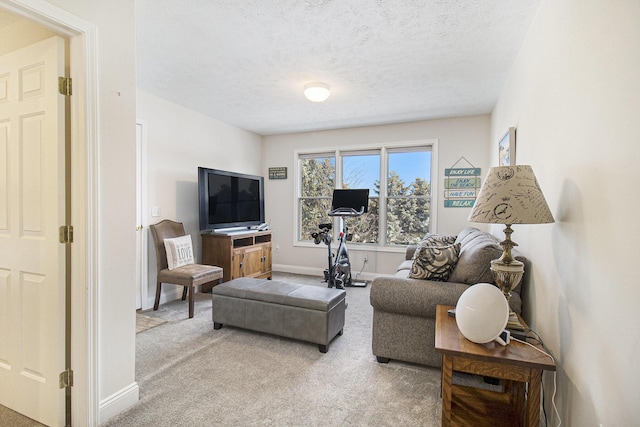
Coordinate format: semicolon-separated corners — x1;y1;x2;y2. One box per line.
304;82;331;102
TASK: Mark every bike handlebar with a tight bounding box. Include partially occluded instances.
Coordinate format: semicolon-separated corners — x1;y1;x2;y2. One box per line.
328;206;365;217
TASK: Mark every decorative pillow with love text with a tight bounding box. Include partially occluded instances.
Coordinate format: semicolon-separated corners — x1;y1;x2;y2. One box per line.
164;235;194;270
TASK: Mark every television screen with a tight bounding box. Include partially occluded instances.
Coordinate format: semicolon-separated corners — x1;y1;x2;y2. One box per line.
198;167;264;231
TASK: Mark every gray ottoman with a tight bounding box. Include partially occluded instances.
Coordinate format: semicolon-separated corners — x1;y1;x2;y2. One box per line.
212;278;346;352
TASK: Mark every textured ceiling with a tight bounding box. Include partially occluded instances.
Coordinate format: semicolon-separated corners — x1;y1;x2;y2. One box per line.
136;0;540;136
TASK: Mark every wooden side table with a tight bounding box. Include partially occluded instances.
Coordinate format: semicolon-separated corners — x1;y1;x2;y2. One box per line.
434;305;555;427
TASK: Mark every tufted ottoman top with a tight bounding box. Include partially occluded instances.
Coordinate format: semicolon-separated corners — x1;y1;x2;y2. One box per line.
212;277;345;312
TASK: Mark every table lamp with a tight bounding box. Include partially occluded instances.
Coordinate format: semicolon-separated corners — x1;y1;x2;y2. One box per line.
456;283;510;345
468;165;554;312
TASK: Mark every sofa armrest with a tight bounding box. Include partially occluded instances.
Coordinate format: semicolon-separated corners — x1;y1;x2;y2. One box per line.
370;276;470;318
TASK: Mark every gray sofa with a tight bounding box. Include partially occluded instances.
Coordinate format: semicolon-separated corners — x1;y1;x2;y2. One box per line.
370;227;526;368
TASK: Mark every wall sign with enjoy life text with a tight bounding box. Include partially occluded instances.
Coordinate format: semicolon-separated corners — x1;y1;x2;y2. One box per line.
444;167;481;208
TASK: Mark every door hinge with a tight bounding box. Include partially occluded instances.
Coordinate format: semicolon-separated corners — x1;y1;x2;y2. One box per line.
59;369;74;389
59;225;74;244
58;76;72;96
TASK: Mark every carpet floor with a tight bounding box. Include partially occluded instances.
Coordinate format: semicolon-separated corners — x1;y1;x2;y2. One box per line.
136;312;167;334
102;273;446;426
0;404;46;427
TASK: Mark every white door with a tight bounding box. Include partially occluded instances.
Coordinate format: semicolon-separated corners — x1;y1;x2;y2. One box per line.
0;36;66;427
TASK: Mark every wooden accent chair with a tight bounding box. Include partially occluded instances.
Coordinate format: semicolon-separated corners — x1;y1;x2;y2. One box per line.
149;220;223;318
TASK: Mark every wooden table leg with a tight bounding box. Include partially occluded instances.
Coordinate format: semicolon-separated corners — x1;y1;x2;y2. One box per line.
526;369;542;427
441;355;453;427
504;379;526;423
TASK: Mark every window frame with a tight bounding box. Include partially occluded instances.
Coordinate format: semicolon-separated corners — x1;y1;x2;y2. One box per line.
294;139;438;251
297;152;336;241
383;147;434;245
340;149;381;244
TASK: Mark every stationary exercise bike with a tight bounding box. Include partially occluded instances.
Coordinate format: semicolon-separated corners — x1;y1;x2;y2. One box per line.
311;189;369;289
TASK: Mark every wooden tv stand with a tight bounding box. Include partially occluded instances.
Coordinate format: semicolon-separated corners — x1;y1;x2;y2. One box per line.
201;230;272;283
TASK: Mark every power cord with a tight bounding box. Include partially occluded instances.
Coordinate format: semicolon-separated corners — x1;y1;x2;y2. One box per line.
519;328;558;427
511;336;561;427
525;328;546;347
354;256;367;281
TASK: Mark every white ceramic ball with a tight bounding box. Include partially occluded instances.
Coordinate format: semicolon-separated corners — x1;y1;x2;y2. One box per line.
455;283;509;344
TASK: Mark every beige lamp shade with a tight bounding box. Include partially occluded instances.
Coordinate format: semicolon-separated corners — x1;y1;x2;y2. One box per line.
468;165;554;225
468;165;554;313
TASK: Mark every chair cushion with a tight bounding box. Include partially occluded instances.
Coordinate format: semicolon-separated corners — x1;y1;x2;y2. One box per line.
158;264;223;286
164;235;194;270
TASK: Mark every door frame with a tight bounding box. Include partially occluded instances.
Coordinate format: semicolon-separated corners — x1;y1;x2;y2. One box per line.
0;0;99;425
136;119;149;310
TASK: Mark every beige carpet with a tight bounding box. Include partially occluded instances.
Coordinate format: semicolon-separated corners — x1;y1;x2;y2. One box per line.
103;273;450;426
136;312;167;334
0;404;46;427
4;273;492;426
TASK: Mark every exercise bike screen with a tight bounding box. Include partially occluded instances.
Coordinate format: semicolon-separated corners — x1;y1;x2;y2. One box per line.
331;189;369;212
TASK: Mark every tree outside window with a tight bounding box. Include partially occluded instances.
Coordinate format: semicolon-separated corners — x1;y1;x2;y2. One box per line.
386;150;431;245
342;153;379;244
298;146;432;246
299;155;335;240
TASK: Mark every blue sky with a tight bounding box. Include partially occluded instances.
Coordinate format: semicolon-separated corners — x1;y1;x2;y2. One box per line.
343;151;431;193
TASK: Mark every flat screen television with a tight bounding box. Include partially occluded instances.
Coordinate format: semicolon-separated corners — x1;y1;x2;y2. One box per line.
198;167;265;232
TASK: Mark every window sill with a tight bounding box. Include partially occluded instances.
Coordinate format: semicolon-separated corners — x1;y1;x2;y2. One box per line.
294;241;405;254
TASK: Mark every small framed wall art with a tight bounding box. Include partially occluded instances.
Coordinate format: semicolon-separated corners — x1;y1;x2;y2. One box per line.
498;127;516;166
268;167;287;179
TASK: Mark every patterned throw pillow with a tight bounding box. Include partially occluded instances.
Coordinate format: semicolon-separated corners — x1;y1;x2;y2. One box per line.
164;235;195;270
409;243;461;281
412;234;457;254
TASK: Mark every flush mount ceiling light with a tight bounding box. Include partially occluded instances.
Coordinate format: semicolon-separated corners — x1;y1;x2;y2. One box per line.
304;82;331;102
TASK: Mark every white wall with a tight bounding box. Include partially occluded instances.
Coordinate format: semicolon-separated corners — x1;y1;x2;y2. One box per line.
491;0;640;425
46;1;136;423
263;115;492;277
0;0;140;422
137;90;263;307
7;0;142;423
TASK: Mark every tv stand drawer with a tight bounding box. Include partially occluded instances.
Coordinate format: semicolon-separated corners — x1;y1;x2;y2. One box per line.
202;231;272;283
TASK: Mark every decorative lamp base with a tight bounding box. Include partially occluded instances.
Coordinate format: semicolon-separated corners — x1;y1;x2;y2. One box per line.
490;258;524;307
507;311;526;332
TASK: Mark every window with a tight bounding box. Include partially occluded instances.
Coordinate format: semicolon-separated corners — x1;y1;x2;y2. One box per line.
298;154;335;240
385;149;431;245
341;151;380;243
297;142;434;247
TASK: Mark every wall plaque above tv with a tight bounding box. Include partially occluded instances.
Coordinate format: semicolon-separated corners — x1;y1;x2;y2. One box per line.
198;167;265;232
268;167;287;179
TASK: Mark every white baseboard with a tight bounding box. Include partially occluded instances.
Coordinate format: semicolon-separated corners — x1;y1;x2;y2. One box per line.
144;286;187;310
272;264;378;282
273;264;323;276
99;381;139;424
